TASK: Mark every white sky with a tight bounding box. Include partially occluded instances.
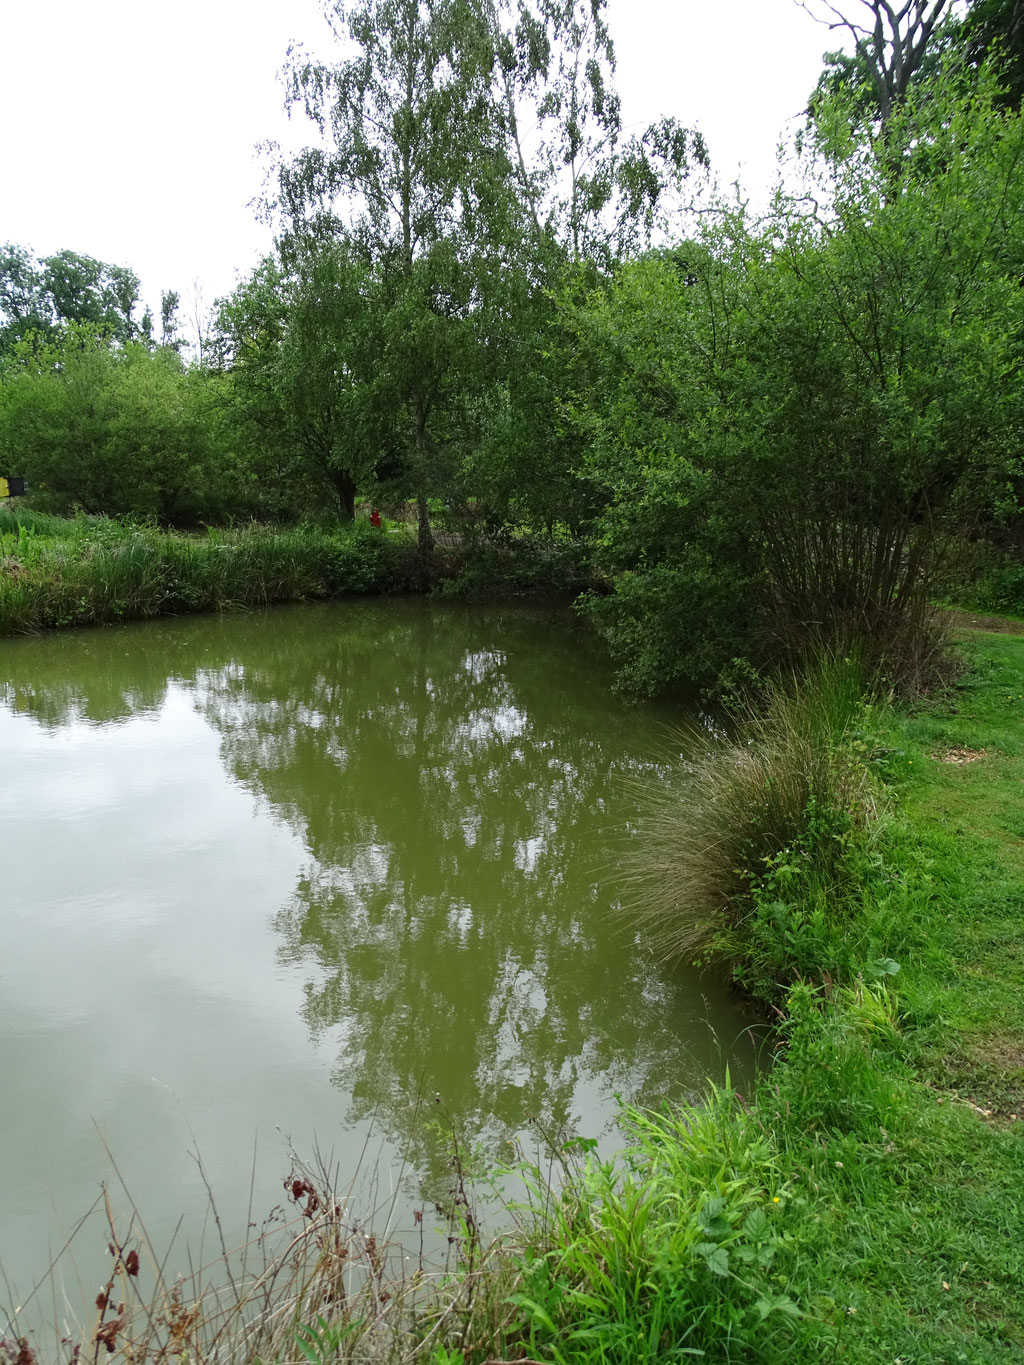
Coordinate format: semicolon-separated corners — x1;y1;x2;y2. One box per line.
0;0;838;325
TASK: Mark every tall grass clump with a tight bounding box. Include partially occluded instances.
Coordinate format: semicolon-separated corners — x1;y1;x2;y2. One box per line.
624;657;884;997
0;514;416;635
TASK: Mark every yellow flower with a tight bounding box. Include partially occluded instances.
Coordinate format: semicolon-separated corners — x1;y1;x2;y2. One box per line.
772;1197;780;1204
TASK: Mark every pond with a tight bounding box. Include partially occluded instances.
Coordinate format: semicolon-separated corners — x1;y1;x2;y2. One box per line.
0;599;759;1304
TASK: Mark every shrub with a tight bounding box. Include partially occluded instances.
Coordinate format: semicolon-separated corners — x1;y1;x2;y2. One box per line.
571;65;1024;697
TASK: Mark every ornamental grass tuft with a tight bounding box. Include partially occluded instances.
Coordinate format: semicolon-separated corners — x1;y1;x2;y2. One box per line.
622;656;883;982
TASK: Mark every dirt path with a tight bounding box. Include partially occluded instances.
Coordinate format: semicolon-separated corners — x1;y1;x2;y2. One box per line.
943;607;1024;636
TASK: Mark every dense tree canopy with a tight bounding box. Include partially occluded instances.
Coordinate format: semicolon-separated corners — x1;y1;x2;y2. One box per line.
0;326;262;524
806;0;952;128
254;0;706;547
0;244;152;355
576;57;1024;693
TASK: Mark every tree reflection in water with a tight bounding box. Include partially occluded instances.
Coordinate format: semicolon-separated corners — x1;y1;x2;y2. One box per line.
191;601;757;1181
1;600;758;1189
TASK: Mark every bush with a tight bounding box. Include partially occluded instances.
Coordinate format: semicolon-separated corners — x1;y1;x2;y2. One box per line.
949;544;1024;618
437;530;590;600
0;329;268;525
506;1091;812;1363
571;65;1024;697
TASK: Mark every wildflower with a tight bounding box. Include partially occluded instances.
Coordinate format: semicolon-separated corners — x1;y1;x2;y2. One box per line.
772;1197;780;1204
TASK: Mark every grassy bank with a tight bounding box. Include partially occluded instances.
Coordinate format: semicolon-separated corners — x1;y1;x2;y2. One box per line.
4;628;1024;1364
0;507;592;635
0;507;419;634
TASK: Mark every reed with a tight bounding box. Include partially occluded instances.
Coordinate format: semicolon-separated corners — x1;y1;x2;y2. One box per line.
1;1140;525;1365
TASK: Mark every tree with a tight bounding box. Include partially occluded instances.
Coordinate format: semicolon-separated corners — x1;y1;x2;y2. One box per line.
0;324;255;523
275;0;514;550
810;0;1024;122
0;243;153;354
485;0;707;266
805;0;952;130
160;289;183;352
939;0;1024;105
41;249;150;341
445;1;708;539
0;243;51;355
220;244;396;520
270;0;707;547
574;62;1024;694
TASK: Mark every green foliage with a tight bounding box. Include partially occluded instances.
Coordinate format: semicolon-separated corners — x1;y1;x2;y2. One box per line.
0;326;263;524
265;0;706;547
294;1314;361;1363
272;0;519;549
575;60;1024;696
952;0;1024;108
0;242;151;354
809;0;1024;134
506;1092;809;1363
218;245;390;521
437;527;590;599
945;541;1024;618
970;560;1024;617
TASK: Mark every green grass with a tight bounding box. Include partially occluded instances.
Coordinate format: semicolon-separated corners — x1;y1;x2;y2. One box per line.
0;508;417;634
887;632;1024;1110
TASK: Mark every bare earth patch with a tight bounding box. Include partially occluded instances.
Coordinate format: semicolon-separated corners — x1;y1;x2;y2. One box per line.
944;608;1024;636
932;746;987;764
948;1034;1024;1119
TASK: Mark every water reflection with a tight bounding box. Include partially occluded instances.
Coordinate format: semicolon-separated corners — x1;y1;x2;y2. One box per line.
185;603;757;1180
0;602;757;1199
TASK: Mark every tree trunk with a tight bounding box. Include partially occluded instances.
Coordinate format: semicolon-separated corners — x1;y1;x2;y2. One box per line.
416;489;434;555
328;468;356;521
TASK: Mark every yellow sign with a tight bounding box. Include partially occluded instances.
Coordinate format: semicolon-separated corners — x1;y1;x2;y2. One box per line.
0;478;9;499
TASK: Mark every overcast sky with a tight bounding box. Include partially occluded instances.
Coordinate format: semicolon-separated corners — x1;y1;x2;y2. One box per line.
0;0;838;324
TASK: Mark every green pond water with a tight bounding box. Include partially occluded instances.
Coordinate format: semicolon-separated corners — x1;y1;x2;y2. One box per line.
0;599;760;1305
